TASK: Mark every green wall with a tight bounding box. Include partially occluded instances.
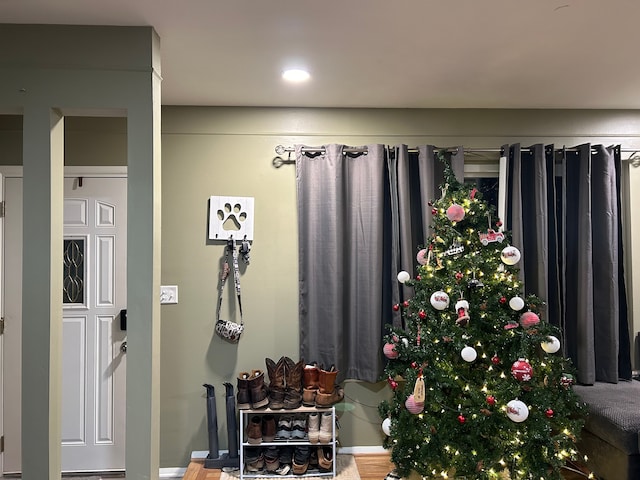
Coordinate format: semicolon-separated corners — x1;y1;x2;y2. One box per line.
2;107;640;468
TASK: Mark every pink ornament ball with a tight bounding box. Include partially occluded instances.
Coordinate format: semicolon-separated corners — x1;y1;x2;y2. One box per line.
416;248;429;265
446;203;465;222
405;394;425;414
520;311;540;329
383;342;399;359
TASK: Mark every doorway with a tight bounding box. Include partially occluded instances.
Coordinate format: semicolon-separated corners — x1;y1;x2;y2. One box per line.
2;171;127;473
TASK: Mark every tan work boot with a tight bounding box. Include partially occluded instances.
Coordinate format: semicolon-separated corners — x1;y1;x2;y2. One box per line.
315;366;344;407
237;372;252;409
248;369;269;409
302;362;320;406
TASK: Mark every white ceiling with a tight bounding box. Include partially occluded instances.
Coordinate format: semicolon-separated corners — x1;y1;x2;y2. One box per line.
2;0;639;109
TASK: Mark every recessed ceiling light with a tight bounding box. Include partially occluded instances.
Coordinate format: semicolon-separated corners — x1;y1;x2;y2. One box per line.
282;69;311;83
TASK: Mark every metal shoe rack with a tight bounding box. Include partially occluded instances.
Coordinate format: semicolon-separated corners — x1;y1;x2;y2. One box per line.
239;406;336;479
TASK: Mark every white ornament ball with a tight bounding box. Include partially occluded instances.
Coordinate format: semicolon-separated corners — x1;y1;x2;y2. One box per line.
461;346;477;362
501;246;521;266
506;399;529;422
397;271;411;283
541;335;561;354
509;296;525;311
401;337;409;348
430;291;450;310
382;417;392;436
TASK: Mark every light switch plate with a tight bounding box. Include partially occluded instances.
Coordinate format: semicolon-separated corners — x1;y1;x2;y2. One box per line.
160;285;178;304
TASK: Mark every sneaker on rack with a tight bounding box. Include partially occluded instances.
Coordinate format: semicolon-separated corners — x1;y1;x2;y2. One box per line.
292;446;310;475
291;413;307;440
308;447;319;470
276;414;292;440
244;447;265;472
278;445;293;467
264;446;280;472
275;464;291;475
317;446;333;471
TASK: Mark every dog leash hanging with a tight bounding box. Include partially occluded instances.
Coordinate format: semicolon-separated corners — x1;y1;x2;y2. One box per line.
215;238;244;342
230;239;243;320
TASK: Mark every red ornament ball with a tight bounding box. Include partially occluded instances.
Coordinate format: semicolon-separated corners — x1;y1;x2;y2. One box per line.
455;272;464;281
419;310;427;320
446;204;465;222
383;343;399;359
403;300;410;308
496;220;503;227
491;355;501;365
431;208;438;215
520;311;540;329
546;409;554;418
486;395;496;406
499;296;507;304
457;414;466;424
416;275;421;281
392;304;400;311
511;358;533;382
411;361;418;369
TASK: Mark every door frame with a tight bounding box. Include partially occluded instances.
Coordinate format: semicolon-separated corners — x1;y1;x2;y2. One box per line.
0;165;127;474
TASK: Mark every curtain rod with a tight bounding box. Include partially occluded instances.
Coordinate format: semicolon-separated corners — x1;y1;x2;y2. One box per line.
275;144;639;156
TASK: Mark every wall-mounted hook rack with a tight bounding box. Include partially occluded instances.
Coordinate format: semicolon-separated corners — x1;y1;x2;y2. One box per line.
208;196;254;242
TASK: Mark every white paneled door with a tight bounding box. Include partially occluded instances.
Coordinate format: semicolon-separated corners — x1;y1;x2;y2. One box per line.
3;175;127;473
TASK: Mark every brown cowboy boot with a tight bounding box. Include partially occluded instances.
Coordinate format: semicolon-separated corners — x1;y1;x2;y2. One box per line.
315;366;344;407
302;362;320;406
283;357;303;409
265;357;287;409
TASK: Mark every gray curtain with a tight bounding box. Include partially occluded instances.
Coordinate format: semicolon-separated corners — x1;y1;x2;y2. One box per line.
505;143;631;384
296;144;463;382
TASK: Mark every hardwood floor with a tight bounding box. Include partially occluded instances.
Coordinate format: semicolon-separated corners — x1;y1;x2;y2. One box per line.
182;453;596;480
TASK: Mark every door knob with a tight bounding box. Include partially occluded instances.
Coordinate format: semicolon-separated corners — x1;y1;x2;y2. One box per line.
120;341;127;353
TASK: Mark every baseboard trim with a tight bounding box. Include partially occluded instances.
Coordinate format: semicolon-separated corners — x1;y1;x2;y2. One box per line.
337;445;387;454
160;466;187;478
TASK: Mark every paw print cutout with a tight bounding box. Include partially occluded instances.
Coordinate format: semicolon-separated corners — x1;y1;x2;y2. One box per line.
209;196;254;241
218;202;246;232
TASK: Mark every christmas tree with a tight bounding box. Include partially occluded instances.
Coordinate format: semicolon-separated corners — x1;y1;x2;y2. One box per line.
379;153;586;480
